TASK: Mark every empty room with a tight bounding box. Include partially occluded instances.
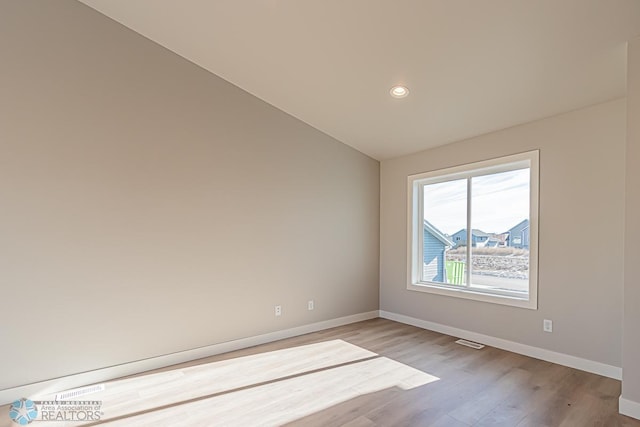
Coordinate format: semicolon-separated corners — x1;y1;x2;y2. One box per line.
1;1;640;426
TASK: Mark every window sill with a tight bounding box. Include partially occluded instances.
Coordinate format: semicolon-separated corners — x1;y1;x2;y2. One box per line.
407;282;537;310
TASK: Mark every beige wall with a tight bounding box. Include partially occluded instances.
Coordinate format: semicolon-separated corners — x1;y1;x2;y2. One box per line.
622;37;640;404
381;99;626;366
0;1;379;389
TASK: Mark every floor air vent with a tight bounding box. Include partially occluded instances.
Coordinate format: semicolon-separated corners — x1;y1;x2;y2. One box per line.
455;339;485;350
55;384;105;401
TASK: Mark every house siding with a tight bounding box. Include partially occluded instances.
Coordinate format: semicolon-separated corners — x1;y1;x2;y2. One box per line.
423;229;446;282
508;220;530;249
451;229;489;247
451;229;467;247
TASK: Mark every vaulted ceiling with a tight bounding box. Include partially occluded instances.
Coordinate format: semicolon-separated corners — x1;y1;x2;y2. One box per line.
78;0;640;160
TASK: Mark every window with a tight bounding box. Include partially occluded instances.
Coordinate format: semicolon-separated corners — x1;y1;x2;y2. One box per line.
407;151;539;309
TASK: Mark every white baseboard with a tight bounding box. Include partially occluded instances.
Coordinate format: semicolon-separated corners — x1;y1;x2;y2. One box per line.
0;310;379;406
379;310;622;380
620;397;640;420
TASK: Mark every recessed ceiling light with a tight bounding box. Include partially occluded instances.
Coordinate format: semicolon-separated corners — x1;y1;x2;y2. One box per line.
390;85;409;98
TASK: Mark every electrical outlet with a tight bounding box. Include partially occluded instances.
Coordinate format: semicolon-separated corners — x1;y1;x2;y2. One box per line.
543;319;553;333
308;300;314;310
275;305;282;316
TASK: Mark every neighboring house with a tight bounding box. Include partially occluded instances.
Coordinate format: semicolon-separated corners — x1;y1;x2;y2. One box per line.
506;219;530;249
484;238;499;248
485;233;509;248
450;229;490;248
423;221;454;282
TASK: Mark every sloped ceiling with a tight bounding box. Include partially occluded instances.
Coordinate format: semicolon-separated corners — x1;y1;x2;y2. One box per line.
78;0;640;160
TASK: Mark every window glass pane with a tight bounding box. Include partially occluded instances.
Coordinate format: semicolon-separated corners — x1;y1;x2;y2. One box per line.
422;179;467;285
470;168;530;295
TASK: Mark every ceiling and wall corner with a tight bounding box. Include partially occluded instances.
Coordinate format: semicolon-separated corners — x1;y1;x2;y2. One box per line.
77;0;640;160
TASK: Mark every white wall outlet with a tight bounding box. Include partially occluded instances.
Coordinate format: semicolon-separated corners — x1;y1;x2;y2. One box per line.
275;305;282;316
308;300;314;310
543;319;553;332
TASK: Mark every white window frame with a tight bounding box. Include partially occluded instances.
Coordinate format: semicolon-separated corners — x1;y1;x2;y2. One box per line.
407;150;539;309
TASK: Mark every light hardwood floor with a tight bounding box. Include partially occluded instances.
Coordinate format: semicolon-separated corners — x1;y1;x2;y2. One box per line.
2;318;638;426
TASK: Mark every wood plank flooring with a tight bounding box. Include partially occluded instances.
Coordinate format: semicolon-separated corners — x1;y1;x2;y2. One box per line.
1;318;638;426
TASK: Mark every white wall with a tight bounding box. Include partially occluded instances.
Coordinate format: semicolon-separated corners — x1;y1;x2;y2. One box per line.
622;36;640;413
381;99;626;367
0;0;379;389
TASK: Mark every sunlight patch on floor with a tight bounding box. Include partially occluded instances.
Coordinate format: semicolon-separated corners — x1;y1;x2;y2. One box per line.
27;339;439;426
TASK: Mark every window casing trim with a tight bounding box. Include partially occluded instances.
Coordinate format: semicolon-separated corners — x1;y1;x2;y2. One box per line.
406;150;539;310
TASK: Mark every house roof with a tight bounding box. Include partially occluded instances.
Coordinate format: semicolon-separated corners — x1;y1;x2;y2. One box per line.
506;219;530;234
452;228;490;238
424;221;454;247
